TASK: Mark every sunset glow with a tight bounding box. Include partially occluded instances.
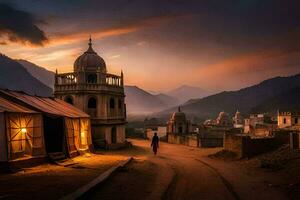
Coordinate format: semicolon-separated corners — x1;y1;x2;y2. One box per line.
1;0;300;92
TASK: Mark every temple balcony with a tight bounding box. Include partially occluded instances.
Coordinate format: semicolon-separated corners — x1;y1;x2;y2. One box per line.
54;72;124;93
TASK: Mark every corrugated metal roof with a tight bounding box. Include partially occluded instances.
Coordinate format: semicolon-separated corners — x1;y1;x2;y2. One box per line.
0;90;89;118
0;96;37;113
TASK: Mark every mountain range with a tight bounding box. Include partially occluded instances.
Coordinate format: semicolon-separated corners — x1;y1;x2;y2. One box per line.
17;59;55;89
124;86;179;114
1;54;299;119
0;54;52;97
1;56;200;114
166;85;211;104
155;74;300;120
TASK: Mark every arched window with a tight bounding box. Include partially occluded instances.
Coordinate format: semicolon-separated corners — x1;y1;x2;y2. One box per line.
283;118;286;124
64;96;73;105
88;97;97;109
110;98;115;109
87;74;97;83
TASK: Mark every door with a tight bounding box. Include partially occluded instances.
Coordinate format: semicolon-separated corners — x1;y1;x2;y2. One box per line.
111;126;117;144
43;116;64;153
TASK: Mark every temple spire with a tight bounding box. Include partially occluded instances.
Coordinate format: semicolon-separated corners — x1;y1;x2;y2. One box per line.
89;35;92;47
86;35;95;53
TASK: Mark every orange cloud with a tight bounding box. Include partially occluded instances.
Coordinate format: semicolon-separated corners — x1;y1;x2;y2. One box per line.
193;48;300;90
48;14;189;46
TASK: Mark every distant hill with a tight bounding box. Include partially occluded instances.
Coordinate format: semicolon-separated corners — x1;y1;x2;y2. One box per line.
155;93;180;107
251;87;300;114
166;85;211;104
156;74;300;120
0;54;53;97
125;86;179;115
17;59;55;89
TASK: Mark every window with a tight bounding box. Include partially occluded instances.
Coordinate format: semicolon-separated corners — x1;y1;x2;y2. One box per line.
65;96;73;105
295;118;298;124
88;97;97;109
87;74;97;83
283;118;286;124
110;98;115;109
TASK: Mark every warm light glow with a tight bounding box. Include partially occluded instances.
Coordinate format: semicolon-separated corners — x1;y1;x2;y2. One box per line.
81;131;88;146
21;128;27;133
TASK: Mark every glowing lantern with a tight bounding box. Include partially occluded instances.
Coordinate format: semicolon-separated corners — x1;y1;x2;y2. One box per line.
21;128;27;133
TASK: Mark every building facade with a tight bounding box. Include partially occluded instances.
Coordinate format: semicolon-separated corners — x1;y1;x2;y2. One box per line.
278;111;300;129
167;107;191;135
54;38;126;148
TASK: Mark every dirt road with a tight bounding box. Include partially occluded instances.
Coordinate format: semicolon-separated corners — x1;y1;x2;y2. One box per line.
84;139;288;200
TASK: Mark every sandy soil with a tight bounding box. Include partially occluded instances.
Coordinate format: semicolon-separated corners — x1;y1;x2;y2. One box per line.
85;140;230;200
86;139;291;200
0;153;130;200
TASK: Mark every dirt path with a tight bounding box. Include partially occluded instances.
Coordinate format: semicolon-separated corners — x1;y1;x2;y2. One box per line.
86;139;287;200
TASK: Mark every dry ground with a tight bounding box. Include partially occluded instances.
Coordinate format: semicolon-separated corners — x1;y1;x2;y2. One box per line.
85;139;290;200
0;152;132;200
1;140;299;200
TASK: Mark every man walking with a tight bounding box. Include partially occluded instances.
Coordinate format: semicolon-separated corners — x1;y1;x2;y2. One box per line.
151;132;159;155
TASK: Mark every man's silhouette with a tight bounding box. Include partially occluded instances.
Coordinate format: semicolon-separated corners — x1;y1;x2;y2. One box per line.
151;132;159;155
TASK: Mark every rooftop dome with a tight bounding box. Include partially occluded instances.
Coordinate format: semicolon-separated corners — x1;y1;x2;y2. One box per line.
170;107;186;122
74;37;107;73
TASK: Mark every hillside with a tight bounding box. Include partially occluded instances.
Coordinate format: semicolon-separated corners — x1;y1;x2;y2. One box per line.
251;87;300;114
0;54;53;97
166;85;211;104
156;74;300;119
17;59;55;89
125;86;179;114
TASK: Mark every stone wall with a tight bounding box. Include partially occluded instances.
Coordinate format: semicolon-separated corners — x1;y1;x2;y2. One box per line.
224;132;290;158
167;134;223;148
167;134;198;147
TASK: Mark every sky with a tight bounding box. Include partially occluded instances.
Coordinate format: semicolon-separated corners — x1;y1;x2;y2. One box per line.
0;0;300;92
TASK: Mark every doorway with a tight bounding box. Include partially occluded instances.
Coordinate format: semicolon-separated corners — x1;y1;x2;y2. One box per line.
111;126;117;144
43;116;64;153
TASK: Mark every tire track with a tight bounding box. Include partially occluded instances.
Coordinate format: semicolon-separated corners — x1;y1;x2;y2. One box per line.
195;159;241;200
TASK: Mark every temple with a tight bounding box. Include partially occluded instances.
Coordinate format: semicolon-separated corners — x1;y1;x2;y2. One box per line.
54;37;127;149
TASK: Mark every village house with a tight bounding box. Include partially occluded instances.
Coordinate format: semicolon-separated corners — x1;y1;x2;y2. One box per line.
54;37;127;149
244;113;277;137
277;110;300;130
0;95;45;170
233;110;244;128
166;108;227;147
0;90;93;163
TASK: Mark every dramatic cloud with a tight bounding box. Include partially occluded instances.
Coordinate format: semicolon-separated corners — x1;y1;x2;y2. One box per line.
1;0;300;91
49;14;187;46
0;3;47;46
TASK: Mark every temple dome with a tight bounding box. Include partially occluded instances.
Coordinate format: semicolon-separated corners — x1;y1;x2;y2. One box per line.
170;107;186;122
74;38;107;73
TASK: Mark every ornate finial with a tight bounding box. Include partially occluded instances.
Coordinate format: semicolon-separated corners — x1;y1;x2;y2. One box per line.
121;69;124;86
178;106;181;112
55;69;58;74
89;35;92;47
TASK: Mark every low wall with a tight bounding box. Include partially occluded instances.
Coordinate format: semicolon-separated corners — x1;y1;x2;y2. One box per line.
199;138;223;148
167;134;198;147
167;134;223;148
224;132;290;158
